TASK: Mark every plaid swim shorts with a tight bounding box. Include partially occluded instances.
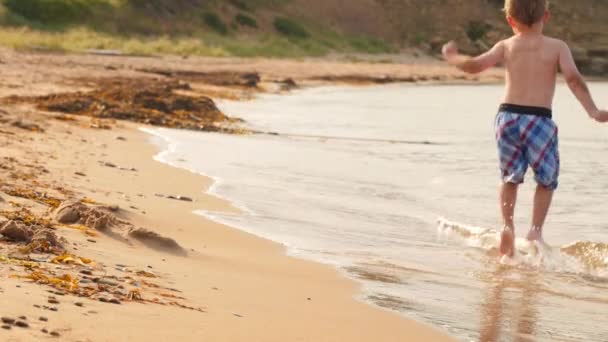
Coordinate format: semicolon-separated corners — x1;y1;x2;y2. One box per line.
495;103;560;190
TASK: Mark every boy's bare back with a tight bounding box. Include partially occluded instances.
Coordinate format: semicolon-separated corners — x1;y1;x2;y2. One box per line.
501;34;565;109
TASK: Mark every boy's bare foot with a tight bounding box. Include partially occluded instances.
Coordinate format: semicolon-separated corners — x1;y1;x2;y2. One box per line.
526;226;543;242
500;227;515;257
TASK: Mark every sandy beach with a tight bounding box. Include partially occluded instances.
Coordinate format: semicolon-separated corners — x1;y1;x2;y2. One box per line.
0;48;467;341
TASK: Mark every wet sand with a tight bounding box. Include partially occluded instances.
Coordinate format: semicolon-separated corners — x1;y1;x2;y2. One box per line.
0;48;467;341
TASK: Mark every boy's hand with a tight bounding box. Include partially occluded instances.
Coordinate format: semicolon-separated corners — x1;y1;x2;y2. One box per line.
592;109;608;123
442;41;458;60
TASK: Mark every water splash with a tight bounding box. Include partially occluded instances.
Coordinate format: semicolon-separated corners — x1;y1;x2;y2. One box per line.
437;218;608;276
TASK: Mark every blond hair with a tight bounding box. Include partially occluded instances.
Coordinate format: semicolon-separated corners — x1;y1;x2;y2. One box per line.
504;0;549;26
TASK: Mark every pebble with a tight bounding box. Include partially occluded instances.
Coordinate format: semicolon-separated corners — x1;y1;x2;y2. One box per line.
109;299;121;305
41;328;48;334
75;172;86;177
14;320;29;328
48;298;60;304
98;278;119;287
116;136;127;141
75;302;84;307
1;325;10;330
103;162;117;168
39;316;48;322
50;331;60;337
167;195;193;202
18;316;26;320
1;317;15;324
87;239;97;243
49;307;58;312
80;270;93;276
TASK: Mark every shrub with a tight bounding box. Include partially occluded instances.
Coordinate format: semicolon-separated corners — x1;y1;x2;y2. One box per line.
466;21;490;42
273;17;308;39
228;0;250;11
203;11;228;35
350;36;390;54
235;13;257;28
4;0;95;24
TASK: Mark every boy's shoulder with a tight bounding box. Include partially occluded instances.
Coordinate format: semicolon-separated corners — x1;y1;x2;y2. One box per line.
499;35;568;53
500;35;565;46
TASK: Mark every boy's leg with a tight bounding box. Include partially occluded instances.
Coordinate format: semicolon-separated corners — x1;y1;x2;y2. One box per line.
499;182;518;256
526;117;559;242
527;185;553;241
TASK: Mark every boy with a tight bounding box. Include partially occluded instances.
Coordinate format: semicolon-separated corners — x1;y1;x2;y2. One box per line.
441;0;607;256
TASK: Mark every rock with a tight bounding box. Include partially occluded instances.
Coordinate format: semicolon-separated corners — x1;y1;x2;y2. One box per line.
48;298;59;304
589;57;608;75
74;172;86;177
280;78;298;91
103;162;117;168
0;221;33;242
588;48;608;58
177;196;193;202
109;299;121;305
1;325;10;330
18;316;26;320
128;227;186;256
50;331;60;337
75;302;84;307
12;120;44;132
106;205;120;212
41;328;48;333
55;202;82;224
115;136;127;141
39;317;48;322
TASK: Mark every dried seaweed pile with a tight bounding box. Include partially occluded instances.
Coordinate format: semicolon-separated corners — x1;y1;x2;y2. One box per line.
0;163;200;312
5;78;247;134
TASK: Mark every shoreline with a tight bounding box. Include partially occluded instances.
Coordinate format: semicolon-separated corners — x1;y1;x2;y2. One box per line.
140;123;455;341
0;47;461;339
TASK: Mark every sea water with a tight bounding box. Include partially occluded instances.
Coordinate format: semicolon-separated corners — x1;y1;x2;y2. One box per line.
145;83;608;341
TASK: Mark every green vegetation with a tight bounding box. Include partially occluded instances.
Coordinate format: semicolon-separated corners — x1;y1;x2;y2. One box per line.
273;17;309;39
0;0;360;56
0;0;600;59
349;37;391;54
202;11;228;35
228;0;250;11
4;0;110;25
466;21;490;42
235;13;257;28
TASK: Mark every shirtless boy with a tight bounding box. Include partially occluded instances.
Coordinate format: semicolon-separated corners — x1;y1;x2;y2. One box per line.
441;0;607;256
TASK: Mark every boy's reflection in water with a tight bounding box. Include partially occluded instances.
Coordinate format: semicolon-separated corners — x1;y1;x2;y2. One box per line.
479;265;540;342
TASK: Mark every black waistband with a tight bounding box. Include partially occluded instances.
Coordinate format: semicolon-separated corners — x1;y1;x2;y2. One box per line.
498;103;552;119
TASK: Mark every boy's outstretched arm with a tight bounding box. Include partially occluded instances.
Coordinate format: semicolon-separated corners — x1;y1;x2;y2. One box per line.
442;41;504;74
558;41;608;122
